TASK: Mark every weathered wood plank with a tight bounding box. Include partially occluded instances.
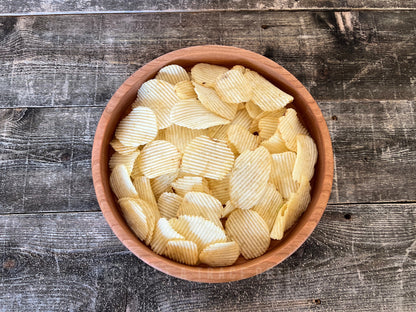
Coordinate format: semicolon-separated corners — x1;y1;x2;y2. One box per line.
1;204;415;311
0;11;415;108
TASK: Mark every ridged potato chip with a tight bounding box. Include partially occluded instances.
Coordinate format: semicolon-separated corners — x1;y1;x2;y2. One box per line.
227;124;259;154
230;108;253;131
222;200;236;218
207;173;230;205
174;80;197;100
252;183;284;231
245;101;263;119
292;134;318;183
237;102;245;110
191;63;229;88
259;116;280;140
278;108;308;152
199;241;240;267
110;165;138;199
133;79;179;129
271;176;311;240
158;192;183;220
215;69;252;104
208;124;230;140
164;124;208;153
150;170;179;199
110;138;138;155
194;83;237;120
139;140;181;179
165;240;199;265
181;135;234;180
170;99;231;129
230;146;271;210
225;209;270;259
115;107;158;147
151;218;184;255
260;129;289;154
172;176;210;197
270;152;299;199
132;176;159;217
109;150;140;175
118;197;149;242
231;65;246;74
244;70;293;111
155;64;190;85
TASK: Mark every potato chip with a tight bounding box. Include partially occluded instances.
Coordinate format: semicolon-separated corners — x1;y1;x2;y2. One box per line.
231;65;246;74
165;240;199;265
245;101;263;119
225;209;270;259
151;218;184;255
132;176;159;216
292;135;318;183
260;128;289;154
174;80;197;100
158;192;183;220
215;69;252;104
164;124;208;153
169;215;227;252
153;129;166;141
191;63;229;88
150;170;179;199
110;165;138;199
252;183;284;231
244;69;293;111
199;241;240;267
229;146;271;210
110;138;138;155
139;140;181;179
207;173;230;205
130;155;143;180
170;99;231;129
278;108;308;152
133;79;179;129
259;116;280;140
270;152;299;199
270;176;311;240
230;108;253;131
118;197;149;242
115;107;158;147
222;200;236;218
227;124;259;154
250;109;286;134
109;150;140;175
172;176;210;197
194;83;237;120
237;102;245;110
208;124;230;140
181;135;235;180
155;64;190;85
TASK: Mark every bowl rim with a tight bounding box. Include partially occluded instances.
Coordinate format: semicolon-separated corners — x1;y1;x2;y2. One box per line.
92;45;334;283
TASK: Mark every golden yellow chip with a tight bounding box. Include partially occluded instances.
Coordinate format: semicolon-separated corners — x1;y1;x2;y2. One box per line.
271;176;311;240
252;183;284;231
130;155;143;180
230;108;253;131
169;215;227;252
194;83;237;121
110;165;138;199
115;106;158;147
260;129;289;154
153;129;166;141
270;152;299;199
229;146;271;210
109;150;140;175
278;108;308;152
171;176;210;197
292;134;318;183
110;138;138;155
237;102;245;110
133;79;179;129
245;101;263;119
215;69;252;104
227;124;259;154
164;124;208;153
155;64;190;85
132;176;159;218
191;63;229;88
170;99;231;129
199;241;240;267
150;170;179;199
225;209;270;259
139;140;181;179
231;65;246;74
157;192;183;220
165;240;199;265
244;69;293;111
259;116;280;140
207;173;230;205
174;80;197;100
181;135;235;180
118;197;149;242
222;200;236;218
208;124;230;140
151;218;184;255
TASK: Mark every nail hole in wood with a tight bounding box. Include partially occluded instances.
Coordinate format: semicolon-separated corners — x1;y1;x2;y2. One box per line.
261;25;270;29
314;299;321;305
344;213;351;220
332;115;338;120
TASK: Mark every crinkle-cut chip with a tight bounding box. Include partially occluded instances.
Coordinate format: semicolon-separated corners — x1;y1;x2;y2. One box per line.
158;192;183;220
169;215;227;252
252;184;284;231
151;218;184;255
222;200;236;218
191;63;229;88
207;173;230;205
115;107;158;147
259;116;280;140
261;129;289;154
271;176;311;240
172;176;210;197
110;165;138;199
155;64;190;85
151;170;179;199
165;240;199;265
278;108;309;152
174;80;197;100
292;134;318;183
130;155;143;179
139;140;181;179
208;124;230;140
181;135;235;180
199;241;240;267
118;197;149;242
244;69;293;111
133;79;180;129
270;152;299;200
230;146;271;210
230;108;253;131
164;124;208;154
225;209;270;259
110;138;138;155
132;176;159;217
246;101;263;119
170;99;231;129
215;69;252;104
237;103;245;110
109;150;140;175
153;128;166;141
231;65;246;74
177;192;223;229
250;109;286;134
194;83;238;121
227;124;259;154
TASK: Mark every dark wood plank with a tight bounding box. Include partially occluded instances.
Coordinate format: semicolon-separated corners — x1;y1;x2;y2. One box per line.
1;203;415;311
0;11;415;109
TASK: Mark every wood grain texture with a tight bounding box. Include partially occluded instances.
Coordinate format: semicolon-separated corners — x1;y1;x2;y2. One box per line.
1;204;415;310
0;11;415;109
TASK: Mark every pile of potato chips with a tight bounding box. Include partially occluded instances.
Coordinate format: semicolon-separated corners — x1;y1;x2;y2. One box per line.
109;63;318;266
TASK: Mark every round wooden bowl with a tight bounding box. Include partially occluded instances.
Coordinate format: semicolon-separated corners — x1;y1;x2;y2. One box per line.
92;45;333;283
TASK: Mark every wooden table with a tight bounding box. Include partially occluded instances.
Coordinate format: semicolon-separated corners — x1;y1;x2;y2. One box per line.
1;1;415;311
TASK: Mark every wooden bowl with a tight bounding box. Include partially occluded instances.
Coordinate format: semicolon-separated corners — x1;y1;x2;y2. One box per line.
92;45;333;283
